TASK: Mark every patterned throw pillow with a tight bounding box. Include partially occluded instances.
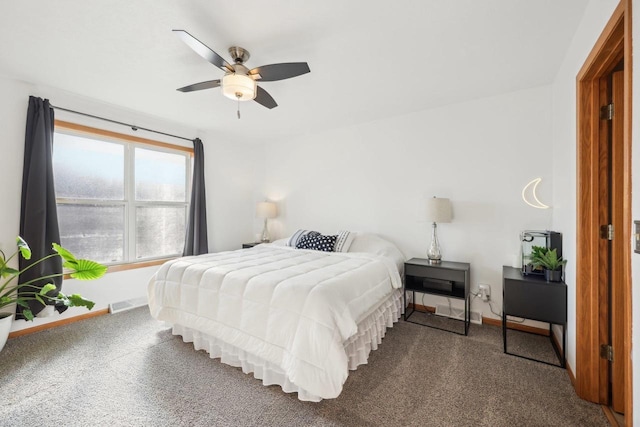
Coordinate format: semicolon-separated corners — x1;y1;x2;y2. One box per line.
334;230;355;252
295;233;337;252
287;229;319;247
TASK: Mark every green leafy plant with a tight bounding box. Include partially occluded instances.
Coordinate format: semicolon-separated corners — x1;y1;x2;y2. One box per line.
529;245;548;260
525;245;548;272
0;237;107;321
530;247;567;271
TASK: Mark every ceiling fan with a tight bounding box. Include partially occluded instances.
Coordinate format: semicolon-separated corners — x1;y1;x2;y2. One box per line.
173;30;310;115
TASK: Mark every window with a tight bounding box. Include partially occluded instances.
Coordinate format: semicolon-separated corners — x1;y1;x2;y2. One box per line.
53;122;192;265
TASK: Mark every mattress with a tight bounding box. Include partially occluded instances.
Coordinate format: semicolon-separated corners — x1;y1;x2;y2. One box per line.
148;244;403;401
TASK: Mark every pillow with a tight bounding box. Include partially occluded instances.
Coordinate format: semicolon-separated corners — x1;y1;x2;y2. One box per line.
348;232;406;272
287;229;319;247
334;230;355;252
295;233;337;252
268;238;289;246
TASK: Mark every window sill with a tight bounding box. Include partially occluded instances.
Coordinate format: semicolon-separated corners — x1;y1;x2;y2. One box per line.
63;257;176;280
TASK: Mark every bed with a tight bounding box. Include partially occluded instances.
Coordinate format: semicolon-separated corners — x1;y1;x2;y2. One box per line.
147;232;405;401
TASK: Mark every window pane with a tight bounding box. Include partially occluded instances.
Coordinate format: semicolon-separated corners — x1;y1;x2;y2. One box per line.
135;148;187;202
136;206;186;259
58;204;125;264
53;133;124;200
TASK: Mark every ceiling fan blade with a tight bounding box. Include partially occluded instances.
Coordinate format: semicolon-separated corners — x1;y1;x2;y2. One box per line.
254;86;278;109
249;62;310;82
177;79;221;92
173;30;233;72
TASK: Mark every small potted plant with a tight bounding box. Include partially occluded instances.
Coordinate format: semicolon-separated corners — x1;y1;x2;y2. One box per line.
530;247;566;282
0;237;107;352
525;245;548;275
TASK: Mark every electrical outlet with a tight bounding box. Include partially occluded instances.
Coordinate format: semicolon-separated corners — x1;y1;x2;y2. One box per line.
479;284;491;302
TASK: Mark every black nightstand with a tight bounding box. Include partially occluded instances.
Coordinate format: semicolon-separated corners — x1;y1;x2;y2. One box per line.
404;258;471;335
242;242;260;249
502;266;567;367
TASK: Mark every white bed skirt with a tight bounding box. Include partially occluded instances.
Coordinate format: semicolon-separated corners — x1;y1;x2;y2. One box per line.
171;288;402;402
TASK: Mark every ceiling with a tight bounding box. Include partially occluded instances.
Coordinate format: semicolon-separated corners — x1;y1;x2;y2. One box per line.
0;0;588;144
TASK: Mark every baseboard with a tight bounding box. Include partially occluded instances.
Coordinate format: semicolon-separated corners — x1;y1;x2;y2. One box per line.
601;405;622;427
566;361;576;387
551;328;564;358
410;299;550;338
408;302;436;313
409;303;551;336
482;316;551;336
8;308;110;339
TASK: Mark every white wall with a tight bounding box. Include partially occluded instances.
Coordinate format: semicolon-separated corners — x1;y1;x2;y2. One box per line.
205;132;265;251
0;75;260;333
548;0;622;389
263;85;554;321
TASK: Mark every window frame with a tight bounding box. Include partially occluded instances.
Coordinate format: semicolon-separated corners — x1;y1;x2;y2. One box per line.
53;120;193;271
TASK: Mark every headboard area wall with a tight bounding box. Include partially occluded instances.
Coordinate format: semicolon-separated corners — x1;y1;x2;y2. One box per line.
261;85;554;324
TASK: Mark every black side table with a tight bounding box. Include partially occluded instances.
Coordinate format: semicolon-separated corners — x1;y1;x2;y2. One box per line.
502;266;567;368
242;242;260;249
404;258;471;335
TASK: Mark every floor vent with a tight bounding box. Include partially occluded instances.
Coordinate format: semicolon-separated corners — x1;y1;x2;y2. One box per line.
109;297;147;314
435;304;483;325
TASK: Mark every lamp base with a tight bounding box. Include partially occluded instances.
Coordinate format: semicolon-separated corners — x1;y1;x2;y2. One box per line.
261;218;270;243
427;222;443;264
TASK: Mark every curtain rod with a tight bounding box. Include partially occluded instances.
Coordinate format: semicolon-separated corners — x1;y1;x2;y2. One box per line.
51;105;196;143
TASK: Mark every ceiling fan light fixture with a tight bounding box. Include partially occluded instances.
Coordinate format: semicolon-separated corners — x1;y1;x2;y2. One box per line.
173;32;309;109
222;73;256;101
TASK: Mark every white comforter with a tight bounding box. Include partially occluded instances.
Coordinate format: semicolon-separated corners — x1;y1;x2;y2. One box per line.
148;245;402;399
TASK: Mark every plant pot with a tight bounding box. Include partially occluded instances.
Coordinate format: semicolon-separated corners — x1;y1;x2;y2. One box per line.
0;314;13;352
545;269;562;282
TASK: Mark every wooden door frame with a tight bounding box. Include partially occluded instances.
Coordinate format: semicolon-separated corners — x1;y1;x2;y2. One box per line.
575;0;632;422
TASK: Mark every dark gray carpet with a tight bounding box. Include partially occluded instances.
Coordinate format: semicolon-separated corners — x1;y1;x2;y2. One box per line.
0;307;607;427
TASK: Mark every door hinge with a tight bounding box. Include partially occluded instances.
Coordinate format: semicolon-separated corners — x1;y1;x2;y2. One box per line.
600;344;614;362
600;224;614;240
600;103;614;120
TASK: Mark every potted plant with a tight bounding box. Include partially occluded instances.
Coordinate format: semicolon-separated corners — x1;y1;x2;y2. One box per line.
0;237;107;352
525;245;548;274
530;247;567;282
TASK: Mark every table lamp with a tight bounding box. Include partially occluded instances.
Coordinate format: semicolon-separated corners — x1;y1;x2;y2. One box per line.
425;197;452;263
256;202;277;242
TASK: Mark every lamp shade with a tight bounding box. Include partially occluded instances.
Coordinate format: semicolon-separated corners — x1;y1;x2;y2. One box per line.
425;197;452;223
222;73;257;101
256;202;277;219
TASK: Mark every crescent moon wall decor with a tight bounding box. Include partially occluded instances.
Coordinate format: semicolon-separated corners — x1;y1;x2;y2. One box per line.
522;178;550;209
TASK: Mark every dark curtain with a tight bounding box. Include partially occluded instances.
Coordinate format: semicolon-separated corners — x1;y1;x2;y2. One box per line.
183;138;209;256
17;96;65;318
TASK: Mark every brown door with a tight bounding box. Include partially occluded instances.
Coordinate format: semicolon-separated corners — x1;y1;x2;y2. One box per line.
575;2;632;421
599;66;625;415
608;69;625;415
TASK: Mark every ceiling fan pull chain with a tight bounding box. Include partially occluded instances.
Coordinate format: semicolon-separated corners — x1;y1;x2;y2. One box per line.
237;98;241;119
